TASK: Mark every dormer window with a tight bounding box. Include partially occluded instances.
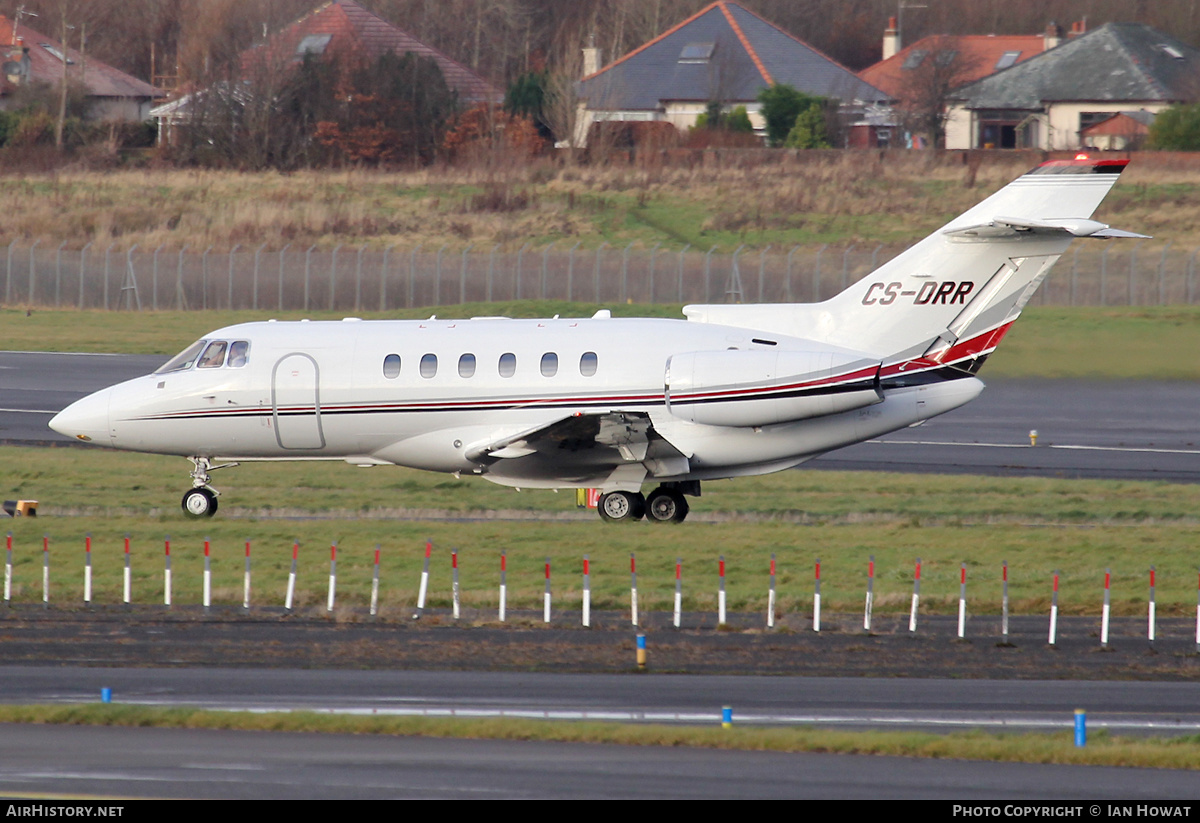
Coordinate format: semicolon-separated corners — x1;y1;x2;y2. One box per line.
679;42;714;64
297;34;331;56
994;50;1022;70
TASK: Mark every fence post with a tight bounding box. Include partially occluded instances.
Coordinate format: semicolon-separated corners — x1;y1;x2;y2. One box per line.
152;244;162;310
408;243;421;308
621;242;634;303
55;240;66;307
567;241;581;301
278;243;291;311
175;245;188;310
1188;248;1200;304
460;242;474;304
78;242;90;308
1129;241;1144;306
814;244;827;301
841;243;856;290
647;242;660;303
228;244;240;310
123;244;142;310
541;241;556;300
5;238;16;304
726;244;745;302
28;239;39;306
253;242;266;310
786;245;799;302
330;244;342;311
381;244;394;311
355;245;364;311
677;243;690;303
1158;243;1171;305
757;245;770;302
435;243;447;306
201;246;211;310
704;245;716;302
593;242;607;302
304;244;315;310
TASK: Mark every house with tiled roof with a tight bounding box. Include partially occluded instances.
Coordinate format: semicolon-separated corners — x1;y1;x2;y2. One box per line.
575;1;887;145
153;0;499;142
855;18;1063;148
0;14;162;121
944;22;1200;150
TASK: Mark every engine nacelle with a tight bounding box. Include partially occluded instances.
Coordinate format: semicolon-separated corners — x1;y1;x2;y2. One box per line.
665;349;882;428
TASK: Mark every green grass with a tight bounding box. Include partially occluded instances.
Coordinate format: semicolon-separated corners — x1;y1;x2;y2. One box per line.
2;705;1198;770
7;304;1200;379
6;445;1200;616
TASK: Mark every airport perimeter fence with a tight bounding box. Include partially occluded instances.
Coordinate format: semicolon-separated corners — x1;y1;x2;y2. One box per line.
1;239;1197;311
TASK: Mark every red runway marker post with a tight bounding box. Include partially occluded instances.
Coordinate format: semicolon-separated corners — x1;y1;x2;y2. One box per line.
84;534;92;606
1101;568;1112;649
718;555;727;627
5;531;11;607
369;544;380;617
582;555;591;628
543;557;552;623
813;558;821;632
673;558;682;629
452;550;460;620
41;535;49;609
499;551;507;622
243;540;252;611
1001;561;1009;643
957;562;967;639
203;538;212;613
414;539;432;619
285;540;299;612
630;554;638;627
163;536;172;608
327;542;337;613
864;555;874;634
909;558;921;633
1148;566;1156;647
123;535;131;608
767;553;776;629
1049;570;1060;645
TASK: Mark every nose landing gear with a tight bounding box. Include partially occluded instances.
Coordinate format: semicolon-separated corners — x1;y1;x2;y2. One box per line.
181;456;237;519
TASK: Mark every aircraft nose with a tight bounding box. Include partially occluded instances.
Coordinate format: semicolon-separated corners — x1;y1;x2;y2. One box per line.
49;388;112;445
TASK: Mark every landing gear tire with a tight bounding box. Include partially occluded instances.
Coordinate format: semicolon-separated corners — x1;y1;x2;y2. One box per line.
646;488;689;523
598;491;646;523
182;487;218;519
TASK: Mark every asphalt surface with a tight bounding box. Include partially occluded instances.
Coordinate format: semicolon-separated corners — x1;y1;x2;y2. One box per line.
4;351;1200;481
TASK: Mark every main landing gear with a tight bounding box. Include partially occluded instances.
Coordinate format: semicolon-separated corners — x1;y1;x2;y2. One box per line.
597;484;695;524
181;456;237;519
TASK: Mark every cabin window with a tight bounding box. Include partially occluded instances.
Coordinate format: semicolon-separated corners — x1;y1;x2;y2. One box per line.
197;340;227;369
156;340;206;374
458;353;476;378
580;351;598;377
228;341;250;368
420;353;438;378
540;352;558;377
383;354;401;379
498;352;516;378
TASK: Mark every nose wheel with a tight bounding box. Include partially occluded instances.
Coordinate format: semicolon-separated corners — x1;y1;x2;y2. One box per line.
182;487;218;518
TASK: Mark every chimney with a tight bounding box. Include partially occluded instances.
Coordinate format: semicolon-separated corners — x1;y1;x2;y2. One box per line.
883;16;900;61
582;33;601;78
1044;21;1063;51
1068;20;1086;39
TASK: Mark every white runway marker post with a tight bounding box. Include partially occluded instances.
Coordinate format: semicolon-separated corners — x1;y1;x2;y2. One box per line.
203;538;212;613
122;535;131;608
909;558;921;633
163;536;172;608
243;540;252;611
414;539;431;620
718;555;727;627
41;535;48;609
767;553;776;629
1195;569;1200;653
864;555;874;634
543;557;552;623
1101;568;1112;649
957;562;967;639
451;550;460;620
498;551;506;622
5;531;11;607
673;558;682;629
1001;561;1010;644
285;540;298;612
1049;570;1060;646
813;558;821;632
630;553;638;627
84;534;92;606
327;542;337;613
369;544;380;618
1148;565;1156;648
582;555;591;628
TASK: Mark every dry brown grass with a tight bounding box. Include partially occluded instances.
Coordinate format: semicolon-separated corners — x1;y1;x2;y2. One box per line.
0;150;1194;252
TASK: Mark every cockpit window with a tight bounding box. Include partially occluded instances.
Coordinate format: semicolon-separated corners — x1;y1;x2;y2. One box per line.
156;340;207;374
228;341;250;368
198;341;228;369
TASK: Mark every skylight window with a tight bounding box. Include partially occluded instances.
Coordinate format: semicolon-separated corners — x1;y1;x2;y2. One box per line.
1158;44;1184;59
39;44;74;65
679;42;715;63
296;34;332;56
994;50;1021;70
902;50;928;70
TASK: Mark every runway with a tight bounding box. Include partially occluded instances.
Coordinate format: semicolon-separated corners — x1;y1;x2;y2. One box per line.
4;351;1200;481
0;667;1197;799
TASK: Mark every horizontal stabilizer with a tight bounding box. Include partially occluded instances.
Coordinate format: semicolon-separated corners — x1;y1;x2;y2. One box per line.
944;216;1151;239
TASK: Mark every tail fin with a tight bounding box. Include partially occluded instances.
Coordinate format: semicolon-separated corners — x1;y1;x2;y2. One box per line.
684;157;1144;374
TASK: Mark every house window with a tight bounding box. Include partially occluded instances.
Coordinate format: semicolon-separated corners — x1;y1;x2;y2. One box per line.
383;354;401;379
976;110;1027;149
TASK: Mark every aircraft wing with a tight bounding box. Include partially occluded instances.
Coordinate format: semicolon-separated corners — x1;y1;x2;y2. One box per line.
944;216;1150;239
465;411;690;482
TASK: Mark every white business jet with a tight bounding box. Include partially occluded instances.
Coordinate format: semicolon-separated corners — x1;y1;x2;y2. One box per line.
50;156;1144;522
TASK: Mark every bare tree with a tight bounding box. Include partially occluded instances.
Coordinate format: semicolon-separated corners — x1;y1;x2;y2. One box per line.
893;35;980;149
